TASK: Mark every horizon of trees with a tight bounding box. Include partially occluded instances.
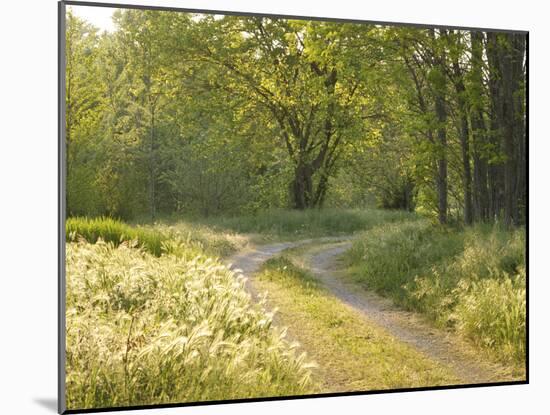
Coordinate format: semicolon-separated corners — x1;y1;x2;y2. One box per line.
65;8;527;226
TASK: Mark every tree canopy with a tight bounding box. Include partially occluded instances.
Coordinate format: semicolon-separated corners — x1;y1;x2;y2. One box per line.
65;8;527;226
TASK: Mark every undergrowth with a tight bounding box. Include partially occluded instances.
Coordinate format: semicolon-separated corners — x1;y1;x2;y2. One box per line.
194;208;417;240
346;221;526;366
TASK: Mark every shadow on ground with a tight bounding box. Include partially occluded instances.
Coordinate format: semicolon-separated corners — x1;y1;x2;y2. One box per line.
34;398;57;412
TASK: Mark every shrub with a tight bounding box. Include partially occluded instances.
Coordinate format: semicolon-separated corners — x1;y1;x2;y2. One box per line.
345;220;464;304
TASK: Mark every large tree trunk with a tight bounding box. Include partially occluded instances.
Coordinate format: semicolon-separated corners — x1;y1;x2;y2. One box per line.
292;163;314;209
290;68;338;210
500;34;518;226
292;160;337;209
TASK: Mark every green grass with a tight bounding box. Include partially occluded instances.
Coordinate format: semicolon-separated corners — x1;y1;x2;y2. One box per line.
254;256;460;391
66;240;314;410
193;208;417;241
67;217;167;256
65;210;526;404
345;220;526;367
345;220;465;304
82;209;414;252
66;217;246;258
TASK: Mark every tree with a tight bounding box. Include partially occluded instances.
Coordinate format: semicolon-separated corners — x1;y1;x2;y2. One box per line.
178;17;385;209
448;30;473;225
487;32;527;226
64;9;527;226
65;12;106;216
469;30;490;222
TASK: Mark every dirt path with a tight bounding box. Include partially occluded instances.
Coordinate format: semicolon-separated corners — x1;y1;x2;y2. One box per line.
227;237;514;385
226;236;350;298
305;241;514;384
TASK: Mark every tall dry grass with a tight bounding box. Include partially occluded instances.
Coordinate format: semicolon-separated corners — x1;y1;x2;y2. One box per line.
66;240;313;409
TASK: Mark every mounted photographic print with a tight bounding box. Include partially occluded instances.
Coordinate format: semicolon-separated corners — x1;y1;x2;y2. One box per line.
58;1;528;413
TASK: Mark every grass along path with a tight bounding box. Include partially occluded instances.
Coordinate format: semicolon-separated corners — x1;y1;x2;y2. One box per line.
226;234;521;391
65;215;523;405
231;239;459;392
303;242;520;383
254;254;458;391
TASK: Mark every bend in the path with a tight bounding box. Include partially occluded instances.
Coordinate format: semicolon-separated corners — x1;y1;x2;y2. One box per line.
226;236;352;296
306;241;517;384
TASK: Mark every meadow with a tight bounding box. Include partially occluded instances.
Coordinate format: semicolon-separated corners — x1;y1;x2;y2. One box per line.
68;209;415;407
65;224;313;409
193;208;417;241
63;7;527;411
65;209;525;409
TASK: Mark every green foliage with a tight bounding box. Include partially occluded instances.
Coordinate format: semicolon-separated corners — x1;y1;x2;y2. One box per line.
346;221;526;364
66;241;314;409
65;8;526;226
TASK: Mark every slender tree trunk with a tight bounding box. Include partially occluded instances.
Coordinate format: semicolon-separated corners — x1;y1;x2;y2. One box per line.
452;51;473;225
472;109;489;221
513;34;527;224
459;109;473;225
435;96;448;225
149;106;156;222
470;31;489;222
486;32;505;221
432;29;448;225
404;178;415;212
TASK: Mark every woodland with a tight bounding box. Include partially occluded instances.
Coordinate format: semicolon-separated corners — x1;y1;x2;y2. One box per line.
64;8;527;409
66;10;527;226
